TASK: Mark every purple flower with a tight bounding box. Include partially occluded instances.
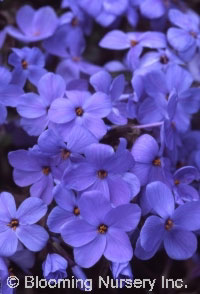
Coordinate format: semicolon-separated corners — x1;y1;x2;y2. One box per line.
139;181;200;260
63;142;140;206
138;65;198;133
43;24;85;59
167;9;200;61
17;73;66;136
100;30;166;51
38;127;97;172
60;2;92;35
0;66;24;108
111;262;133;284
172;166;199;204
61;191;141;268
48;90;111;139
7;5;58;42
138;0;181;19
90;71;127;125
8;148;58;204
131;134;171;186
47;185;82;233
42;253;68;281
139;0;167;19
8;47;46;87
138;48;183;72
100;30;166;69
78;0;128;27
0;192;48;256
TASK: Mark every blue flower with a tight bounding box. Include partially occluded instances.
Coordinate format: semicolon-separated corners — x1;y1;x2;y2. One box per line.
48;90;111;139
0;192;48;256
8;47;46;87
167;9;200;61
17;73;66;136
63;142;139;206
61;191;141;268
42;254;68;281
139;181;200;260
8;148;58;204
7;5;58;42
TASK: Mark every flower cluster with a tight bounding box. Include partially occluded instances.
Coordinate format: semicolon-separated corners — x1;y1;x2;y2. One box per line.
1;0;200;292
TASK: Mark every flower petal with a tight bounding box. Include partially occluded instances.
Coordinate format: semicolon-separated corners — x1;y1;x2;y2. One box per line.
17;93;46;118
90;71;112;93
79;191;111;226
173;201;200;231
104;204;141;231
48;98;75;123
99;30;130;50
47;207;73;233
16;224;49;252
146;181;175;218
38;73;65;104
0;192;16;221
0;228;18;257
140;215;165;252
131;134;159;163
164;229;197;260
61;220;97;247
84;92;111;118
64;163;96;191
16;197;47;225
107;175;131;206
74;235;106;268
104;228;133;263
167;28;195;52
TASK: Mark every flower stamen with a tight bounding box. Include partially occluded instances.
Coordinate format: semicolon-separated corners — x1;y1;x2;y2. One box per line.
97;170;108;179
165;219;174;231
7;219;19;230
61;149;71;160
152;158;161;166
73;206;80;216
21;59;28;69
75;107;84;116
42;166;51;175
98;224;108;234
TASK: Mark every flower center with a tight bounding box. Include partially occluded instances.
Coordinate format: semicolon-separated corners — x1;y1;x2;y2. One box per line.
174;179;180;185
71;17;79;26
61;149;71;160
165;219;174;231
130;40;138;47
21;59;28;69
42;166;51;175
97;170;108;179
73;206;80;216
72;56;81;62
33;31;41;36
190;31;197;38
98;224;108;234
152;158;161;166
7;219;19;230
75;107;84;116
160;55;169;64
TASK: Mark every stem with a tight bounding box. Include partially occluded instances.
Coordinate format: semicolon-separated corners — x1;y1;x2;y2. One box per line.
132;121;163;129
51;239;75;267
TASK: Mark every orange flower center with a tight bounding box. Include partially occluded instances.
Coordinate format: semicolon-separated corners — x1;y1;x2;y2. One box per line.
98;224;108;234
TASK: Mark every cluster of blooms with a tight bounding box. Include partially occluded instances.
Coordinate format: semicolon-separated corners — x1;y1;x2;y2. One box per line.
1;0;200;292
